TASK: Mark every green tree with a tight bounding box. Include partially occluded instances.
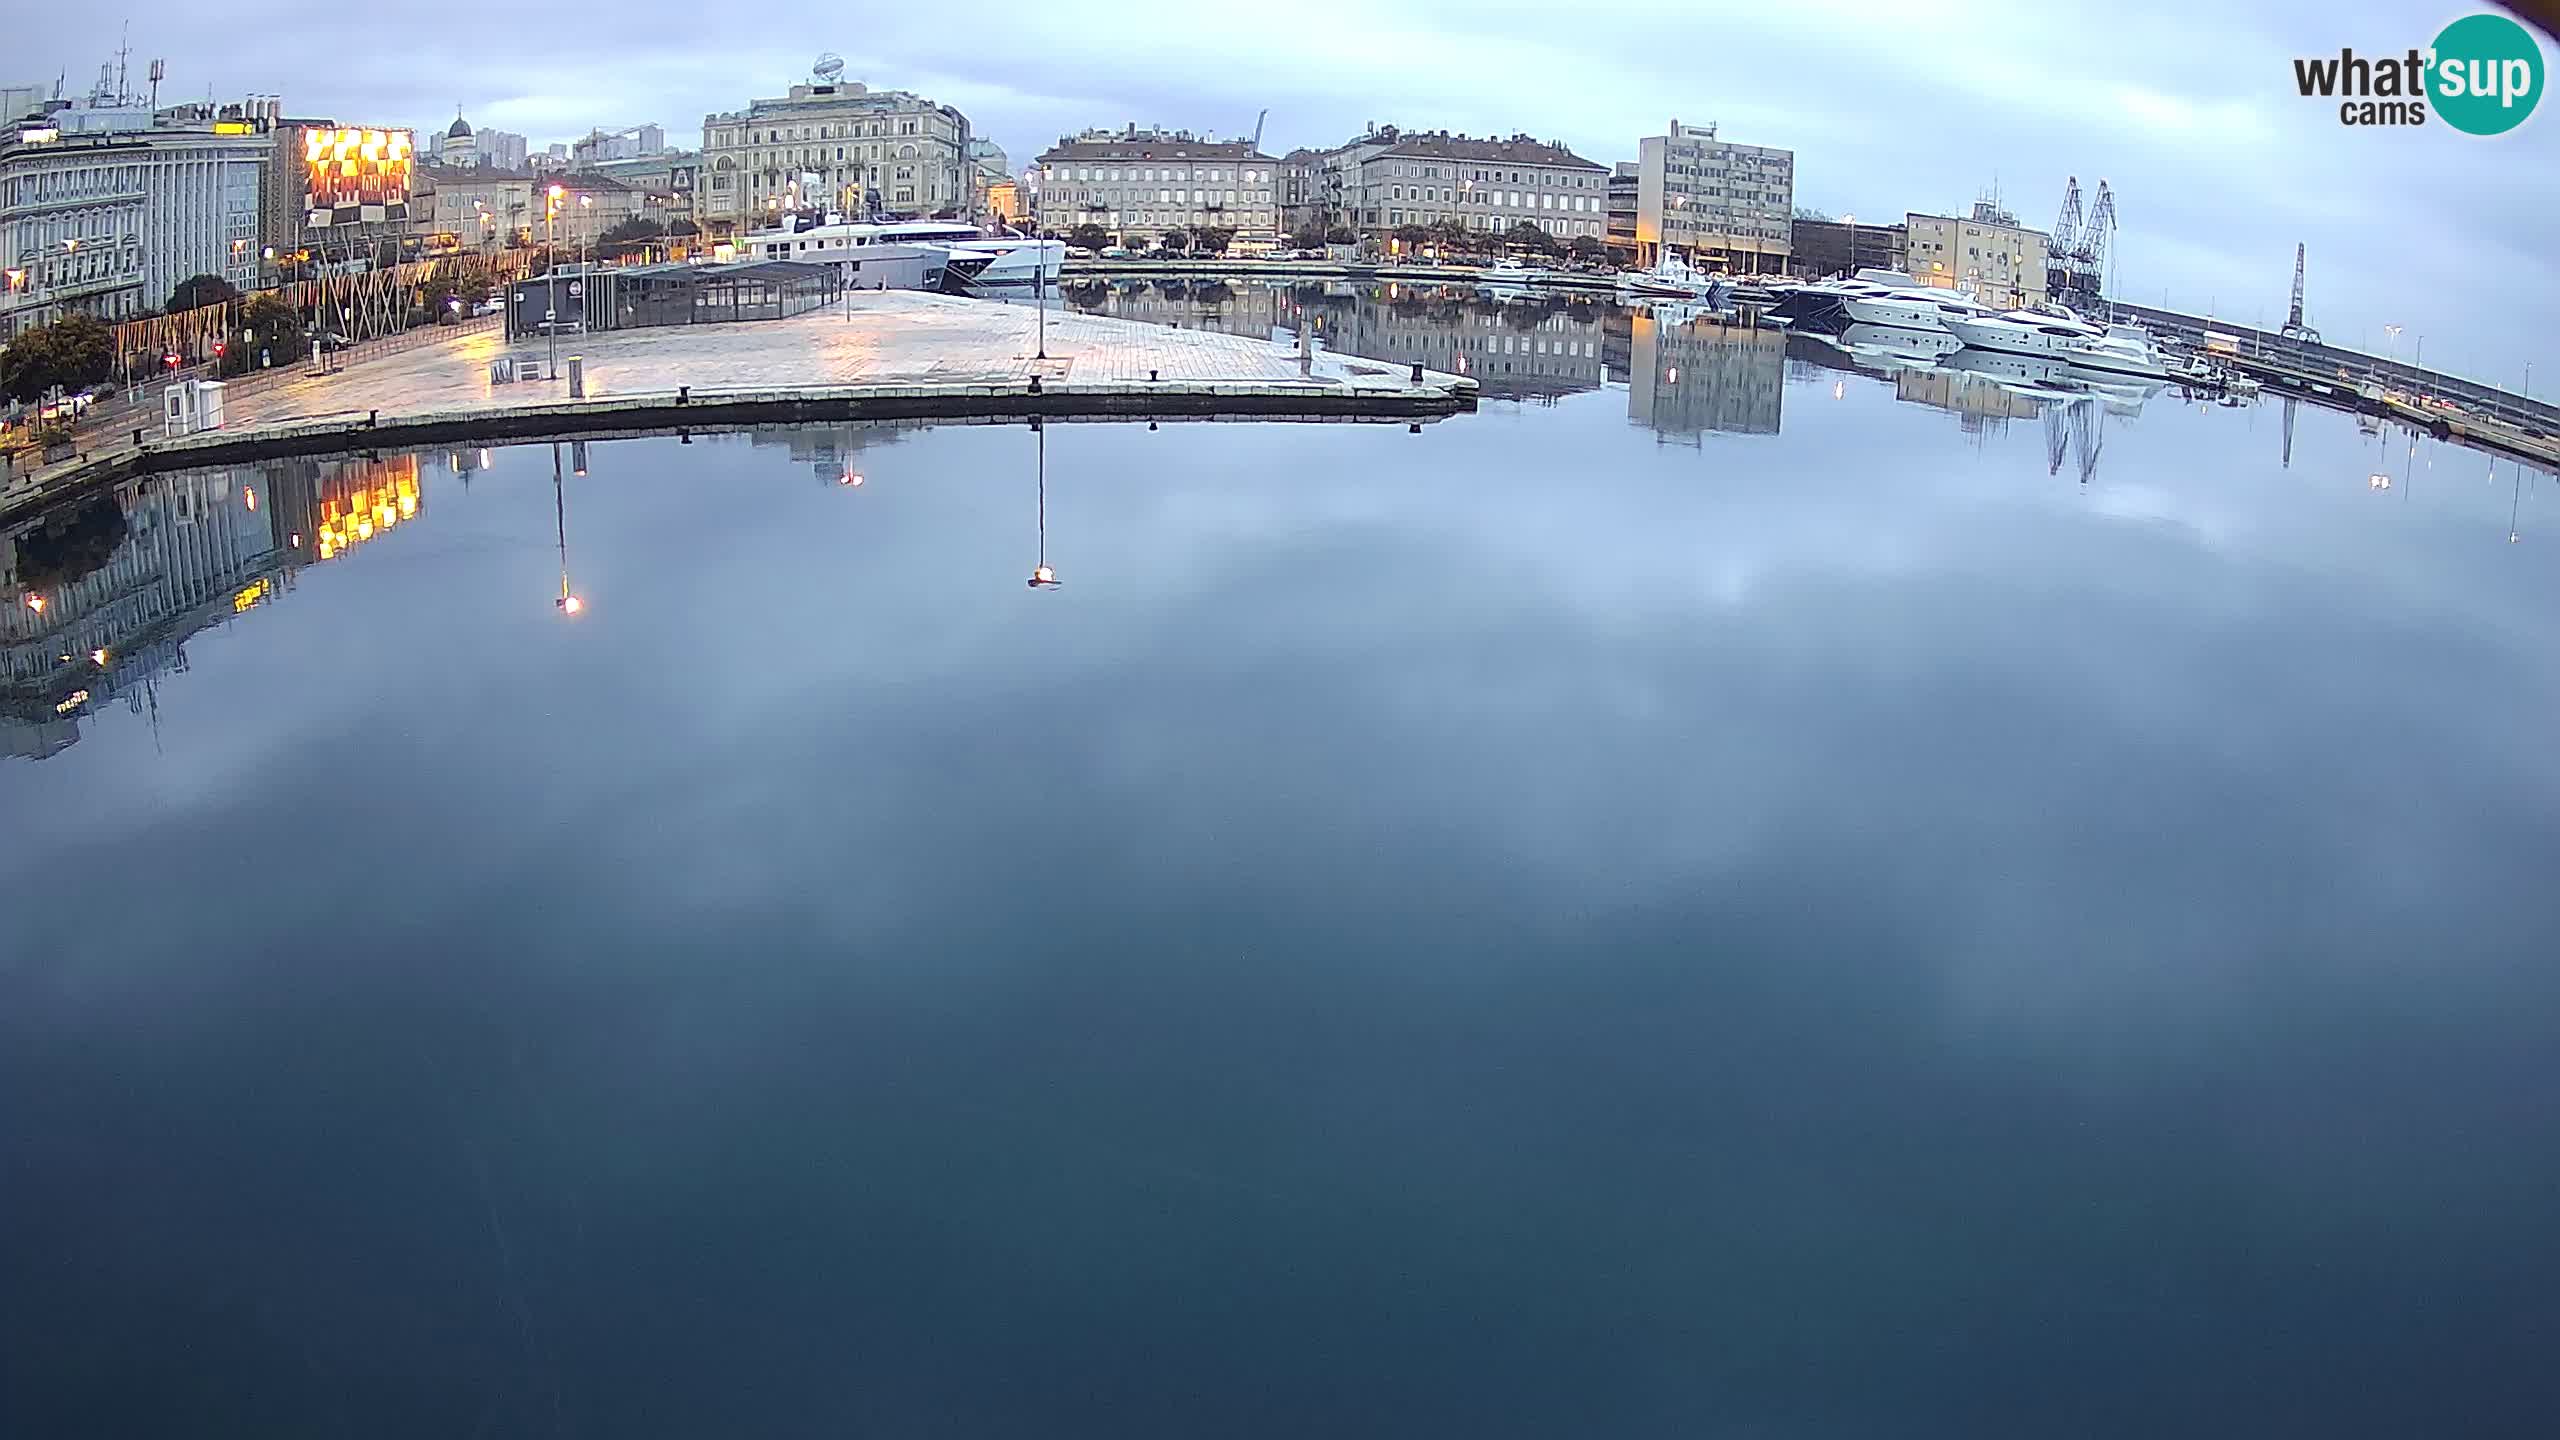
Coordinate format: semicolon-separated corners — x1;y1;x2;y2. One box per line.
221;294;308;375
598;217;667;246
1391;223;1433;251
1324;225;1357;246
668;218;701;238
1068;223;1111;253
1160;228;1191;253
1568;233;1608;262
1503;222;1557;255
1190;225;1235;256
1288;223;1329;251
0;313;115;402
163;273;240;315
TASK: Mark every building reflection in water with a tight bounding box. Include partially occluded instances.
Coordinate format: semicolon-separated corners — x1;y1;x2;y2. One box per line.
1057;278;1611;404
1624;309;1785;441
3;451;440;762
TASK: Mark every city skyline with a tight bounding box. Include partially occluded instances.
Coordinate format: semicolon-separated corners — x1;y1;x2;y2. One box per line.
11;1;2558;386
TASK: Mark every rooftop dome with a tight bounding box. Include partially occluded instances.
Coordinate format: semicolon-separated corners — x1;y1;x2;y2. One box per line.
446;114;473;140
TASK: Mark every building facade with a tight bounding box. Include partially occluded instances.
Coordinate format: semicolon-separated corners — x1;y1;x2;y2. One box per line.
577;151;698;228
699;74;970;232
1634;119;1793;272
1345;132;1609;240
474;127;528;171
1789;217;1907;279
3;104;268;337
1033;128;1280;243
1905;201;2049;309
1606;162;1638;259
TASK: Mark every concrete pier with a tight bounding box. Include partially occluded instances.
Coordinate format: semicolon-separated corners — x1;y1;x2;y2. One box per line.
1;291;1474;524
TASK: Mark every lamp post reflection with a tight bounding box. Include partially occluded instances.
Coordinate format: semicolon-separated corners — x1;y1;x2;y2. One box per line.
1027;419;1060;588
552;441;583;616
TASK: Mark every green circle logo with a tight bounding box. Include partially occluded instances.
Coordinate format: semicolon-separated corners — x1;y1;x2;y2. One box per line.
2431;13;2546;135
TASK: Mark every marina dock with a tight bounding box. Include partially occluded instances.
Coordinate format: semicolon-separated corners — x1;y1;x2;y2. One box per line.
0;290;1474;523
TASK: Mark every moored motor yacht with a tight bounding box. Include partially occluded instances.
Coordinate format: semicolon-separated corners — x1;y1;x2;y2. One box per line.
1838;286;2005;333
1943;310;2185;382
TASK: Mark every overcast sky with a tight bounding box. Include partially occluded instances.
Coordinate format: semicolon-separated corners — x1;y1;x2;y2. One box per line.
18;2;2556;385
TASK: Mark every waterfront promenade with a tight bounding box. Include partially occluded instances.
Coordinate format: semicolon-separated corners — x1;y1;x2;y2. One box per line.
1;290;1473;522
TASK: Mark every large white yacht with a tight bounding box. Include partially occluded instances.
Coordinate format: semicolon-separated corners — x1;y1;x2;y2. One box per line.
745;220;1065;290
1838;286;2005;333
1943;310;2184;382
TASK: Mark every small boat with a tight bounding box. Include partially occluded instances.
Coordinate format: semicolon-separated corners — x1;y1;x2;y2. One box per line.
1479;260;1547;286
1617;255;1723;300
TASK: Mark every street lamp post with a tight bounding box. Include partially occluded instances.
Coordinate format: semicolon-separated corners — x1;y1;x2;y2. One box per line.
545;184;564;381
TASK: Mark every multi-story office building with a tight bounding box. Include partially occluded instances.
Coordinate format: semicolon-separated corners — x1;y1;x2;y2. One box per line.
1790;217;1907;279
1634;119;1794;272
1342;131;1610;240
1607;163;1638;259
699;73;971;231
1905;201;2048;309
1033;127;1281;242
2;99;268;337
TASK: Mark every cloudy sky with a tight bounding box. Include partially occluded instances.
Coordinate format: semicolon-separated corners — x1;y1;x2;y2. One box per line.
19;2;2556;385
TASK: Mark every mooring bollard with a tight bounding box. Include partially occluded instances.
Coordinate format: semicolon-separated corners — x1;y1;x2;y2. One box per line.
678;385;689;405
367;409;378;426
1410;361;1424;384
1029;375;1042;394
1149;369;1159;382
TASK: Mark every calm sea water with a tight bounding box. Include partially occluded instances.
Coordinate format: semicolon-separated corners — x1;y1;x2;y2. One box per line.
7;290;2560;1437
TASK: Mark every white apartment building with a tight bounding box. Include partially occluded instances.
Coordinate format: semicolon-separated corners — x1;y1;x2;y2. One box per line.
1034;127;1280;242
699;75;970;230
1635;119;1794;273
2;107;266;337
1349;131;1609;240
1905;201;2050;310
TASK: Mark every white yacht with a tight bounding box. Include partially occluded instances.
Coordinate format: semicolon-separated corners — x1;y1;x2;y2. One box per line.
1617;255;1724;300
1838;286;2004;333
1943;311;2184;382
1479;260;1548;285
745;219;1064;290
1770;268;1920;326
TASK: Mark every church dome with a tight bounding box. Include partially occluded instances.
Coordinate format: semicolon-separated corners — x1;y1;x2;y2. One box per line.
446;114;474;140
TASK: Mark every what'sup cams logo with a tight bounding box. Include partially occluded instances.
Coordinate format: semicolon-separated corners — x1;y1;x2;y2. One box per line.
2293;11;2546;133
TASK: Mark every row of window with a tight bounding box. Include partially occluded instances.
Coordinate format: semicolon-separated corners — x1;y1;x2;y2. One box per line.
714;118;929;146
1386;188;1602;213
1;160;146;210
1378;211;1604;237
1050;166;1269;184
1046;189;1272;207
1377;162;1601;188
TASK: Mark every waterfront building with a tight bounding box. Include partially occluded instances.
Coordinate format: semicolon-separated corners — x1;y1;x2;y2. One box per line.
985;178;1023;225
700;67;971;233
1634;119;1793;272
1905;200;2048;309
2;96;268;337
1033;127;1280;244
1354;132;1610;243
1606;162;1637;260
1790;217;1907;279
1277;148;1325;235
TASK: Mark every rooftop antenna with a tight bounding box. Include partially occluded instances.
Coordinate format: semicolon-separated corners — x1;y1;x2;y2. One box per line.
115;22;130;105
148;58;164;110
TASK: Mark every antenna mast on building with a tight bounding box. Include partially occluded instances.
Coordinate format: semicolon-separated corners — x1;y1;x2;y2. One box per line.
148;58;164;110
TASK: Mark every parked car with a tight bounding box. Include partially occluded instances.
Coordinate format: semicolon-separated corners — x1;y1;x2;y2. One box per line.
1099;246;1132;260
1064;245;1096;260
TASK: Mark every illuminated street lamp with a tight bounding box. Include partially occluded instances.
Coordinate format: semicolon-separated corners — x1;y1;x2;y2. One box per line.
545;183;566;381
22;593;45;614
